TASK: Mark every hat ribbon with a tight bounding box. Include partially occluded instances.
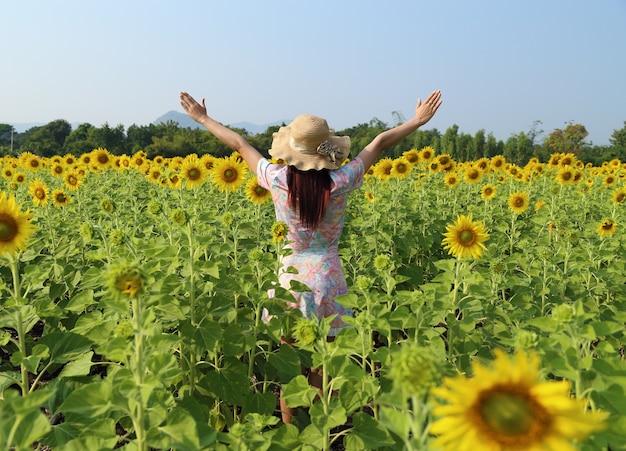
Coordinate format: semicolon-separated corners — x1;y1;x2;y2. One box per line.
289;136;341;163
316;140;340;163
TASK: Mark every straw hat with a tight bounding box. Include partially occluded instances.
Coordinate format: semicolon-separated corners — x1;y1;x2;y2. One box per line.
268;114;351;171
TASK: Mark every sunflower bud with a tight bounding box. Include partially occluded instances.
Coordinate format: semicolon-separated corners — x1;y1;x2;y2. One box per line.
147;199;162;215
374;254;392;273
170;208;189;227
293;318;321;349
107;261;147;300
551;303;575;324
388;342;439;397
79;222;93;241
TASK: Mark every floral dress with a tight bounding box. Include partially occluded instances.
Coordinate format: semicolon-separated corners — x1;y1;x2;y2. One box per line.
257;157;365;336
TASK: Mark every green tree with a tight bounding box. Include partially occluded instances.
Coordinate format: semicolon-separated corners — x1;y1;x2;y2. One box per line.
64;123;96;156
544;123;588;156
21;119;71;157
440;124;459;158
88;123;127;155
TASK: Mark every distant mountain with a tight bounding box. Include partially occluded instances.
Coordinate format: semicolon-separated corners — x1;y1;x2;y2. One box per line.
8;112;287;135
153;111;287;135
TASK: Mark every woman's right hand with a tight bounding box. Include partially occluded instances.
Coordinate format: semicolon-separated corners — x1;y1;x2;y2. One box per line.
414;90;442;126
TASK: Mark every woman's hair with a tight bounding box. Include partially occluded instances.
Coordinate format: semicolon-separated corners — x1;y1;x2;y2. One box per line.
287;166;331;230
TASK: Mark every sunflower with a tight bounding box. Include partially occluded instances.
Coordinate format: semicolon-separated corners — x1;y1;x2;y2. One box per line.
463;165;482;184
402;148;420;164
391;157;412;179
611;188;626;205
63;154;77;166
200;153;216;171
166;172;182;189
481;184;497;200
430;348;607;451
245;176;271;204
147;165;162;184
373;158;393;181
50;163;65;177
210;157;247;192
364;191;376;202
117;155;132;170
28;179;49;206
89;147;111;170
0;192;36;255
508;191;529;214
51;189;70;207
444;173;459;188
62;172;81;191
555;167;575;185
13;172;27;185
534;200;546;211
603;174;616;187
419;146;435;162
272;221;289;243
180;155;208;189
490;155;506;171
475;157;490;173
597;218;617;237
21;152;43;171
2;167;14;179
442;213;489;260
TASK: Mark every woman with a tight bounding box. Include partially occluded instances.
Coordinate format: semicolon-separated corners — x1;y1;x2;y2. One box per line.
180;89;442;421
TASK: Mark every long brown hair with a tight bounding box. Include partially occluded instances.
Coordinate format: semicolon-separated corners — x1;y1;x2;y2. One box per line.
287;166;331;230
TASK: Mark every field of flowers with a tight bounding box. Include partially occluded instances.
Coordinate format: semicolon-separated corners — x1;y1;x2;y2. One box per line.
0;147;624;450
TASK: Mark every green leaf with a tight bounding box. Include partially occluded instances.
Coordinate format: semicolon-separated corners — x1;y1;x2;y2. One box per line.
309;401;347;432
201;359;250;406
523;316;558;333
63;289;96;313
58;351;94;378
38;331;93;364
267;343;302;381
148;407;201;451
57;380;113;416
281;375;318;408
344;412;395;449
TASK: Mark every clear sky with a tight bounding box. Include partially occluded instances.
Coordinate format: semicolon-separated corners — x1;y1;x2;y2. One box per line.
1;0;624;145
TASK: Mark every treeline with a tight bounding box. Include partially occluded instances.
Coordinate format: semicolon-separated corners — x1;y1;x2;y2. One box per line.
1;118;625;166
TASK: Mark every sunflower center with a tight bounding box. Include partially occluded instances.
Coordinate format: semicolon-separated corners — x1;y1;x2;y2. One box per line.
514;198;524;207
223;168;237;182
0;215;18;241
562;172;572;180
396;164;407;173
254;186;267;196
478;391;543;439
35;188;46;199
187;168;201;180
459;229;475;245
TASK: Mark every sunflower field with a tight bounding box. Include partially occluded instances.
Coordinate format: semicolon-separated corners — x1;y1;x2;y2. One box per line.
0;147;625;450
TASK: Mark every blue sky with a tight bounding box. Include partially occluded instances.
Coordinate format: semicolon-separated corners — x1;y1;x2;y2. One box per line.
1;0;624;145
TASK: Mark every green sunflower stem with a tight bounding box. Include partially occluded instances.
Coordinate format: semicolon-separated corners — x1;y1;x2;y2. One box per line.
9;255;29;396
185;220;198;393
131;294;147;451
